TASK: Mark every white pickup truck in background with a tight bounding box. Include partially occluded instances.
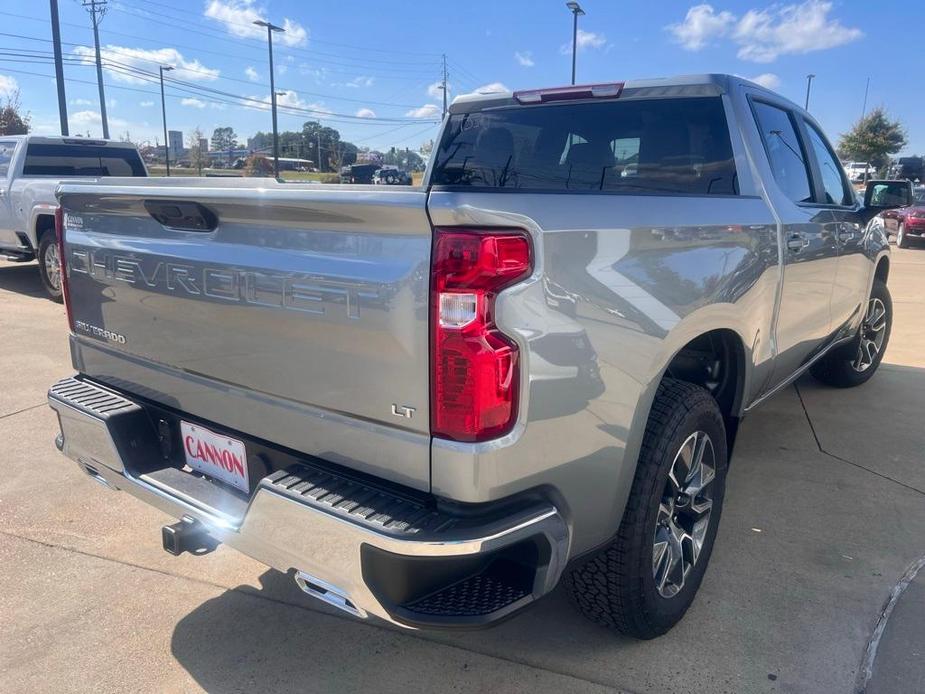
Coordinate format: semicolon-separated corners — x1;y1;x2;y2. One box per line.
0;135;147;300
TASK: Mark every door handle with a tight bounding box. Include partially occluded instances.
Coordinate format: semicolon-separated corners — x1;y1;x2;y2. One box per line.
786;234;809;253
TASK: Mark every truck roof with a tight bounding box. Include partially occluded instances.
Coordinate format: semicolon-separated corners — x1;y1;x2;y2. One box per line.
449;73;792;113
0;134;132;147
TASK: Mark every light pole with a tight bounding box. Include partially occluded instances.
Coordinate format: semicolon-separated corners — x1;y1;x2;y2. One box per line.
254;19;285;179
566;1;585;85
159;65;174;176
804;73;815;111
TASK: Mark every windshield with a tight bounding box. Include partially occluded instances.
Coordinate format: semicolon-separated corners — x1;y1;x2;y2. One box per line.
431;97;738;195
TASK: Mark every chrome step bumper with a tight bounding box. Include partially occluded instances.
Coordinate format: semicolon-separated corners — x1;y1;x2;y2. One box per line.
48;376;571;628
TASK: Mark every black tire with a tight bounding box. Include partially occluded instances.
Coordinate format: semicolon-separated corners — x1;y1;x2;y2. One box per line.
896;223;909;249
810;279;891;388
564;379;728;639
37;230;63;303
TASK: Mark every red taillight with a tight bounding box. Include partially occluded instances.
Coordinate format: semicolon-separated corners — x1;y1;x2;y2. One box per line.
55;206;74;332
431;228;532;442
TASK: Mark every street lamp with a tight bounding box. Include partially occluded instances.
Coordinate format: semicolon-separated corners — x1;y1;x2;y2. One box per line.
566;1;585;85
254;19;285;179
804;73;815;111
159;65;174;176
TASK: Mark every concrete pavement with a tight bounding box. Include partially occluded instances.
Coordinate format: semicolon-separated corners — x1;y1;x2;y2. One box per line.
1;248;924;693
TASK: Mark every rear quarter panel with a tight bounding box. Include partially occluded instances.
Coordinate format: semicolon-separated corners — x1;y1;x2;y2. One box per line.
428;190;779;554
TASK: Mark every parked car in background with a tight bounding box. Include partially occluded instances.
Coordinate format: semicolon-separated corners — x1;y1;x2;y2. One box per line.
339;163;379;184
844;161;875;183
373;166;412;185
0;135;147;300
877;183;925;248
49;74;909;639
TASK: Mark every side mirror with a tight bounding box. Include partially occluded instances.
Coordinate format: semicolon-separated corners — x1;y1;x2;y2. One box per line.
864;179;913;210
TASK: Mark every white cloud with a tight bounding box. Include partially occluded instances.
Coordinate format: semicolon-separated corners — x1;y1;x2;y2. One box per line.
72;45;220;84
560;29;607;54
70;97;93;106
667;4;735;50
248;89;330;115
747;72;781;89
733;1;862;62
514;51;534;67
204;1;308;47
71;110;128;129
139;100;155;107
277;64;288;75
181;97;207;109
668;1;862;62
245;66;259;81
347;75;374;88
406;104;441;118
0;74;18;97
355;108;376;118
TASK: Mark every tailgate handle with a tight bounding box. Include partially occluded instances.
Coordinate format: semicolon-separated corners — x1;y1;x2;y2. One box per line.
144;200;218;232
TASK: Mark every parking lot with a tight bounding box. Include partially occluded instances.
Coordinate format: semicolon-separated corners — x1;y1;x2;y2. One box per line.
1;247;923;694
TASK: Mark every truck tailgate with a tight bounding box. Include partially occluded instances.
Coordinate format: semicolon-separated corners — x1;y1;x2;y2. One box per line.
59;181;432;490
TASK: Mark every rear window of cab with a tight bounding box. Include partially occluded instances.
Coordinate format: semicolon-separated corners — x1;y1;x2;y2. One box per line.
431;96;738;196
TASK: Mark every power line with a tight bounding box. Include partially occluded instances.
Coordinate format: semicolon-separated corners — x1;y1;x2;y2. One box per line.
0;32;426;109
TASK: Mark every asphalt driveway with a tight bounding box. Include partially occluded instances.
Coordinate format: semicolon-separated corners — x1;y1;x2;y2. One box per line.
1;248;923;694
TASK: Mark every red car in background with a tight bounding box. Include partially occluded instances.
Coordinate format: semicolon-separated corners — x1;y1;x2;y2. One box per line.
878;185;925;248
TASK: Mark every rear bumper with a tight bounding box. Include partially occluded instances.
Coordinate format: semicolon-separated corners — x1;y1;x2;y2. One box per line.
48;376;570;629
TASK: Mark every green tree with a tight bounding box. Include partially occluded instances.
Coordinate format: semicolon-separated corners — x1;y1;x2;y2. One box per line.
0;91;30;135
838;108;907;172
210;126;238;162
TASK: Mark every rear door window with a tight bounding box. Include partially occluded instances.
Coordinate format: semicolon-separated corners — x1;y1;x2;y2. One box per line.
23;144;146;177
752;101;812;204
805;122;852;206
431;97;738;195
0;141;16;177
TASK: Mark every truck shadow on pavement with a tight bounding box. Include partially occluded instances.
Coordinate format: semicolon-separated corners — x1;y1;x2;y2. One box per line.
0;262;45;299
170;570;623;692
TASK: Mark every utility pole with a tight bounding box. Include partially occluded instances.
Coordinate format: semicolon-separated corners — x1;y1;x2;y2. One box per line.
804;73;815;111
49;0;68;135
566;2;585;85
861;76;870;119
254;19;285;179
317;132;322;171
441;54;448;119
159;66;173;175
82;0;110;138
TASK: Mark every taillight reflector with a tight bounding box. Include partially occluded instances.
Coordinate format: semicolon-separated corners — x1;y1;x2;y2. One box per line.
55;206;74;332
431;229;532;442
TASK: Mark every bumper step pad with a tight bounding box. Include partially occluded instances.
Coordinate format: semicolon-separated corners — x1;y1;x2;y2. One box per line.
264;466;455;537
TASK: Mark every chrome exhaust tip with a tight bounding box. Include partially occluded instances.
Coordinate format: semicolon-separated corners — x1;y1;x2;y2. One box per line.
294;570;366;619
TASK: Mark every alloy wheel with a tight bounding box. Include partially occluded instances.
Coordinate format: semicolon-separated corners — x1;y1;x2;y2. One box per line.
852;297;887;372
652;431;716;598
44;241;61;291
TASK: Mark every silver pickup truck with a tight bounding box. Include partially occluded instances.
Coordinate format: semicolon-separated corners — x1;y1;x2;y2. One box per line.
0;135;146;299
48;75;912;638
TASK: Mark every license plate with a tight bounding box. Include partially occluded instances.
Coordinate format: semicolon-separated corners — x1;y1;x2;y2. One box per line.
180;421;249;493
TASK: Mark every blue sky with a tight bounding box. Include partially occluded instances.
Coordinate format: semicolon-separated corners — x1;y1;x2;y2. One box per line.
4;0;923;155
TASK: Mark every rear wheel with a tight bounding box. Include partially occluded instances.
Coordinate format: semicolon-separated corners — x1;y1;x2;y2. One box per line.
564;379;727;639
810;279;891;388
37;230;63;303
896;223;909;249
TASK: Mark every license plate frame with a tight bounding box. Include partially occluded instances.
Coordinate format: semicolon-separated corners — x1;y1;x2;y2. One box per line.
179;420;250;493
